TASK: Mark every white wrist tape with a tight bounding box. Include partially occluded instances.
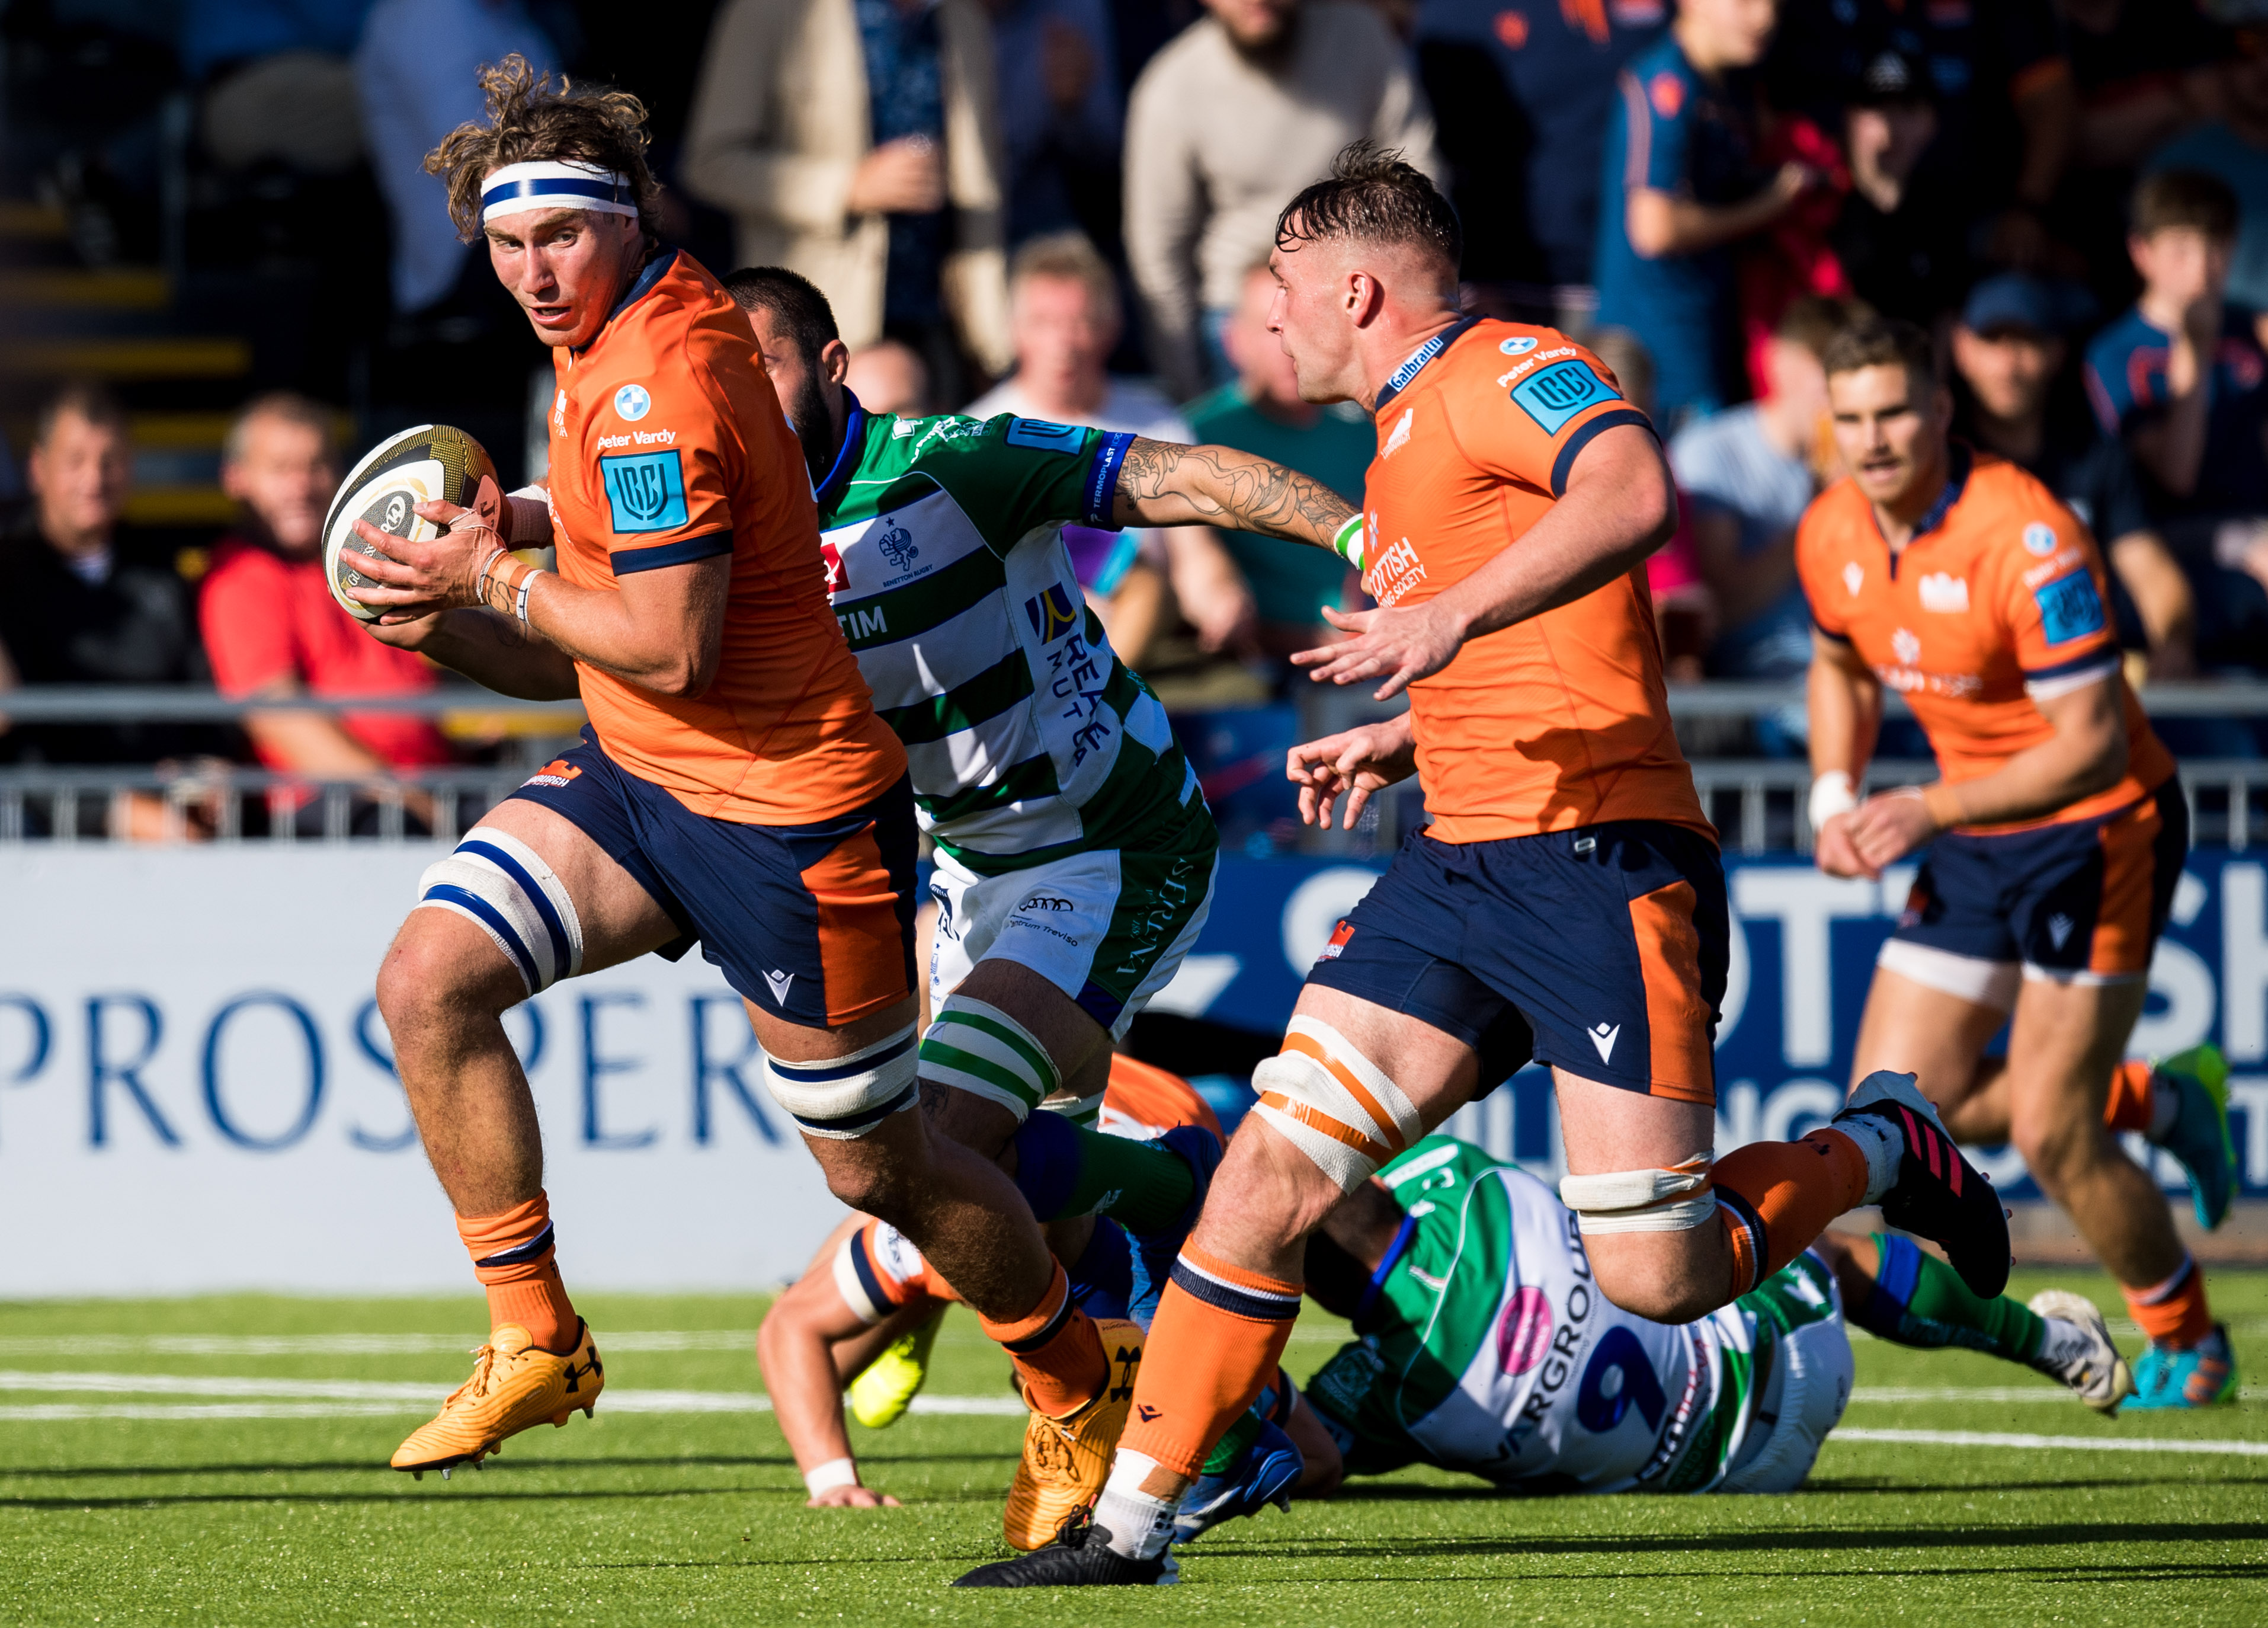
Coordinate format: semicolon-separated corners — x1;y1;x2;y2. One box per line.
1808;770;1857;834
803;1457;858;1496
1331;513;1369;574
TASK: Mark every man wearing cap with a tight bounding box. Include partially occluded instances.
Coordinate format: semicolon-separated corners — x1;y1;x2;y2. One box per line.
1952;273;2196;680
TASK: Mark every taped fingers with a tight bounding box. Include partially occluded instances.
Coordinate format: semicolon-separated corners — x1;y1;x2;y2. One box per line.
1558;1154;1717;1234
1249;1017;1423;1194
413;824;585;996
765;1025;920;1140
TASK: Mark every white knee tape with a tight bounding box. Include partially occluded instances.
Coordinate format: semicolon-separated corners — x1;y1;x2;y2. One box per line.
1250;1016;1424;1195
764;1025;920;1140
918;995;1060;1121
1559;1156;1718;1234
413;824;584;996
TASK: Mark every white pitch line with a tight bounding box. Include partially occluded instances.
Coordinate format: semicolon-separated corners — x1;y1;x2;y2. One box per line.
1832;1427;2268;1458
0;1332;759;1358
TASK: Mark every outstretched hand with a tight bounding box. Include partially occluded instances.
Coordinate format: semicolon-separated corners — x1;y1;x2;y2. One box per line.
1290;601;1469;700
1286;714;1418;829
808;1484;902;1509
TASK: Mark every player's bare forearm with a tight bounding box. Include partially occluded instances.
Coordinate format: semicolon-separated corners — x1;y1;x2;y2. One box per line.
1806;638;1881;781
757;1265;865;1477
1927;676;2128;829
1111;439;1354;548
389;607;582;701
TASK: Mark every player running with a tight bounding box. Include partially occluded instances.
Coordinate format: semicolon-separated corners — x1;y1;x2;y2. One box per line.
956;146;2009;1588
1173;1132;2130;1540
717;266;1359;1537
339;62;1173;1482
1796;316;2240;1410
757;1056;1219;1520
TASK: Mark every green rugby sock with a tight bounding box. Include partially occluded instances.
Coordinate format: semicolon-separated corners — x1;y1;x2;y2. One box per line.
1854;1232;2045;1361
1011;1111;1193;1230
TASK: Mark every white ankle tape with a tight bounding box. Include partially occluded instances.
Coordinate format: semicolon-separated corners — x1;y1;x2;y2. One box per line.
920;994;1060;1120
414;825;584;996
764;1025;920;1140
803;1457;858;1496
1559;1156;1717;1233
1250;1016;1423;1194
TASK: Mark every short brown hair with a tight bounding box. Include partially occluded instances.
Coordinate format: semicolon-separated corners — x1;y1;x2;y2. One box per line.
2131;168;2238;241
1275;141;1462;272
33;379;128;450
1008;231;1120;325
426;54;661;244
223;392;337;468
1821;315;1939;392
1776;295;1873;360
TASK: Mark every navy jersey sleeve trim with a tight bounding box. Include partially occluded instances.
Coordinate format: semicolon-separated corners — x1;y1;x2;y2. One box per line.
1812;618;1853;645
2022;651;2119;685
1081;430;1136;527
610;529;733;575
1549;408;1655;497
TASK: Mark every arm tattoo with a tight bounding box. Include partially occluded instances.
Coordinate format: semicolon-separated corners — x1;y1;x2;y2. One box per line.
1114;438;1353;548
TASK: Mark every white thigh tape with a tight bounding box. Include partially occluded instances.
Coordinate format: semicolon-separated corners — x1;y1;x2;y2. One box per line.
414;824;584;996
1250;1017;1424;1195
1559;1158;1718;1234
1876;939;2020;1011
765;1025;920;1140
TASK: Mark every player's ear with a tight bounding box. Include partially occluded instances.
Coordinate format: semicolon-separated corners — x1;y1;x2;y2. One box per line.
821;338;851;386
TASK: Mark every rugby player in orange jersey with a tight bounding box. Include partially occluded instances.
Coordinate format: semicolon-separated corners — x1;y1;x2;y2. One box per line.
1798;316;2238;1409
341;60;1143;1479
956;145;2010;1589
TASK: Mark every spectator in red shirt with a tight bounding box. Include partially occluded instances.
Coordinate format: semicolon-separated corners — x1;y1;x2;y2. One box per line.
202;395;455;819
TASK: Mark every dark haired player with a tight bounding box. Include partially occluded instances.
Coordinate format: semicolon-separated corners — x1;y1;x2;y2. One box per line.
1800;317;2238;1409
340;59;1179;1482
956;144;2008;1589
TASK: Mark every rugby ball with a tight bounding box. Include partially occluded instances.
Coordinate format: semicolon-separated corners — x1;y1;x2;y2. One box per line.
322;424;500;622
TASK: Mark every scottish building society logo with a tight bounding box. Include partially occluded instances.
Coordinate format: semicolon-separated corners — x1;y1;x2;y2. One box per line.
600;450;688;533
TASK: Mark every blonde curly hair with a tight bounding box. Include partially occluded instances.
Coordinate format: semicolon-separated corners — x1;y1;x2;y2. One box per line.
425;55;661;245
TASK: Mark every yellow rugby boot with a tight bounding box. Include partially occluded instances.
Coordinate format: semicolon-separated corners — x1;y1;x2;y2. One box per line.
390;1320;604;1477
850;1305;947;1429
1002;1318;1144;1551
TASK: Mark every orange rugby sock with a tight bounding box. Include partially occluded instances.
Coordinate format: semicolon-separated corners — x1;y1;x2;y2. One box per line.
1711;1132;1871;1297
457;1192;579;1354
2102;1060;2156;1133
1116;1246;1303;1479
2124;1253;2213;1349
979;1259;1106;1418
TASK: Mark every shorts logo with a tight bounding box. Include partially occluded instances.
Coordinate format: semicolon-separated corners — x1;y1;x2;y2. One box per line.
1892;626;1921;665
1841;561;1865;597
1918;572;1969;613
1024;582;1082;643
1510;359;1617;434
1018;894;1074;913
1318;919;1355;962
1498;335;1539;356
523;759;581;789
1588;1021;1620;1064
1004;417;1084;453
876;518;918;573
762;970;795;1006
600;450;688;533
2034;572;2106;644
2022;522;2058;556
2046;912;2076;949
612;383;651;422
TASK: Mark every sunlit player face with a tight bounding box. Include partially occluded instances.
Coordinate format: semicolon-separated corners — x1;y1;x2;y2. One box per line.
1264;235;1361;406
1828;362;1952;512
483;200;648;349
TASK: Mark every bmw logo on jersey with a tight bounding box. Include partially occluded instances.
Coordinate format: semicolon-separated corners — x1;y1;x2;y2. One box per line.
613;383;652;422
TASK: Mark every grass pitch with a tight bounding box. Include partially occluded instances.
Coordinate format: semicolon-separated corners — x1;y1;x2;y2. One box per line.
1;1271;2261;1626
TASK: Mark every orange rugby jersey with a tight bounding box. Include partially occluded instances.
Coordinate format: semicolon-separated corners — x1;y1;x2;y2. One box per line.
1795;448;2173;832
1360;318;1709;844
543;249;902;823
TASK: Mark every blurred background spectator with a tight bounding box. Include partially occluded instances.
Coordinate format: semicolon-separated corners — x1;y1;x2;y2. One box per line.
200;393;453;834
1123;0;1440;401
845;339;936;417
985;0;1123;247
684;0;1014;405
1589;326;1713;686
967;232;1256;665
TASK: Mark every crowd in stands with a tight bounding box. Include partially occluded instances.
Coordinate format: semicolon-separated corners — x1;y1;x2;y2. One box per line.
8;0;2268;818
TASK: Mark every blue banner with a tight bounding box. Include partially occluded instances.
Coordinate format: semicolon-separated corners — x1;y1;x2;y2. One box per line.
1152;852;2268;1201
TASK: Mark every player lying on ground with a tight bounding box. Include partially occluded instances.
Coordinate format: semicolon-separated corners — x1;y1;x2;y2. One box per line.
757;1056;1218;1517
719;265;1362;1540
956;145;2010;1588
336;60;1282;1485
1173;1133;2132;1540
1798;316;2239;1408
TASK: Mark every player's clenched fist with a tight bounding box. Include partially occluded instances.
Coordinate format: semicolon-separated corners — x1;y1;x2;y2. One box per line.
1817;789;1938;880
1287;711;1418;830
350;497;510;620
1290;600;1472;701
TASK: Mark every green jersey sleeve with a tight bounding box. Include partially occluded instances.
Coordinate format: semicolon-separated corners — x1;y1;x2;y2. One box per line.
899;413;1134;552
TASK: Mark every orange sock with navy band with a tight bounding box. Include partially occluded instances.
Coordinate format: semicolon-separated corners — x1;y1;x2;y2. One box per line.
2125;1252;2213;1349
2103;1060;2157;1133
978;1259;1107;1418
456;1192;579;1354
1709;1131;1871;1297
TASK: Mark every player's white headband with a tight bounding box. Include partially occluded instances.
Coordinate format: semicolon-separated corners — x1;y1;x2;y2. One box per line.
481;161;638;223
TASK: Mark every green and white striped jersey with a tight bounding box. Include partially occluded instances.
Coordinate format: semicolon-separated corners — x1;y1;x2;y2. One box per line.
812;405;1207;876
1305;1137;1833;1495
